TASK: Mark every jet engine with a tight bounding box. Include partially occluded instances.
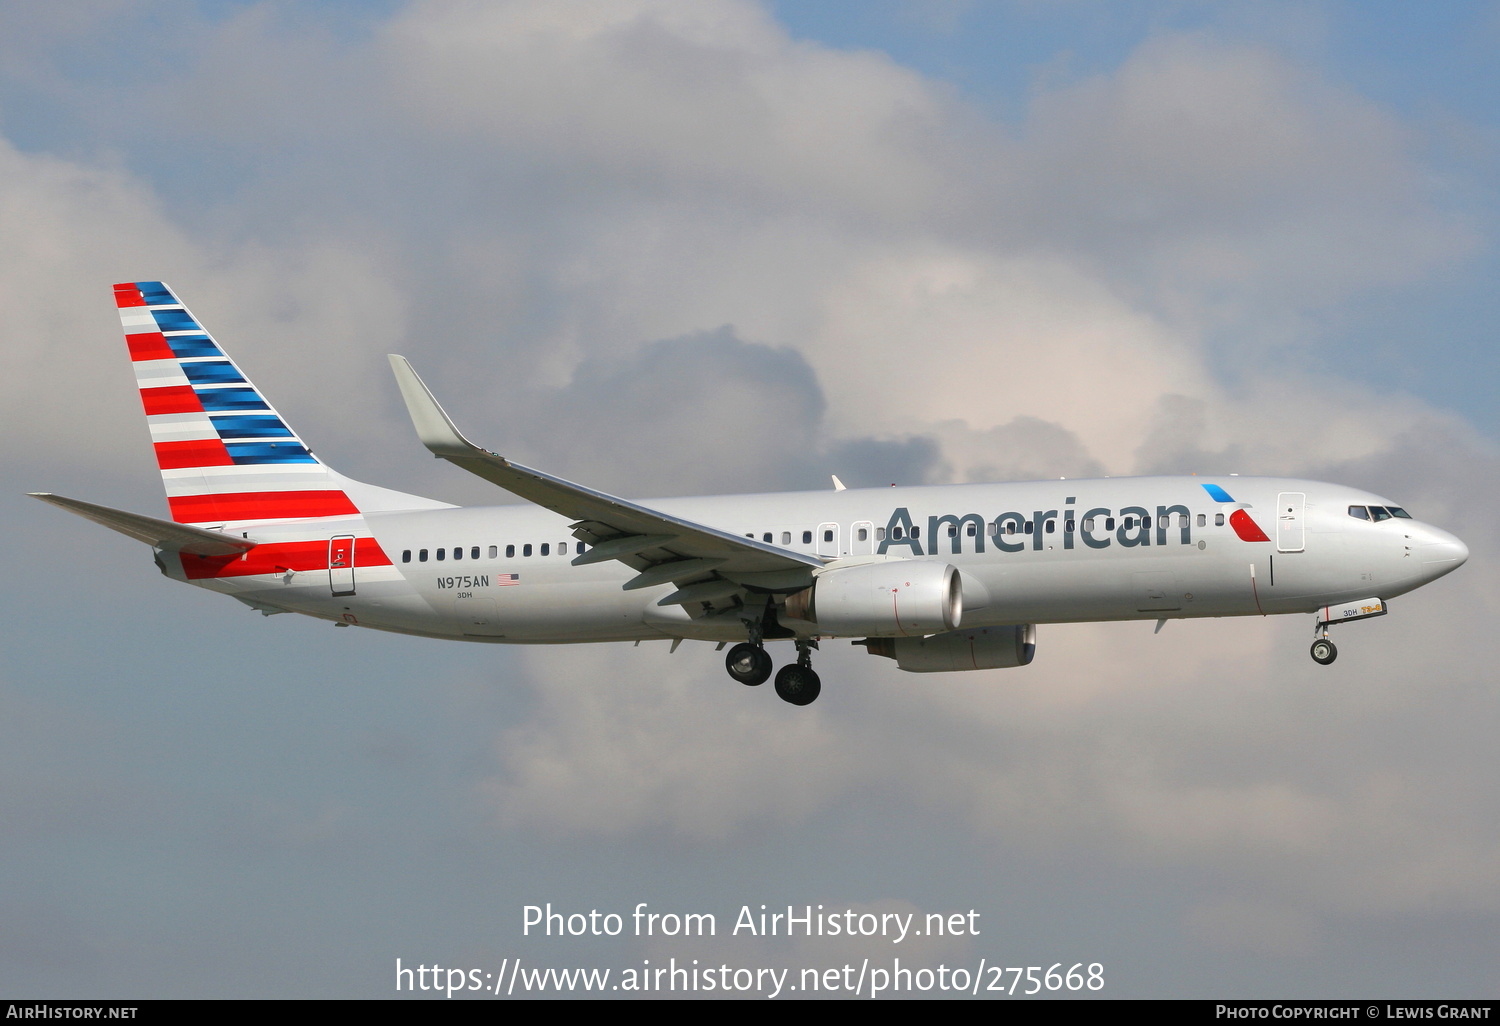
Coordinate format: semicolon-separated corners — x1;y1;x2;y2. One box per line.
856;624;1036;672
782;560;961;637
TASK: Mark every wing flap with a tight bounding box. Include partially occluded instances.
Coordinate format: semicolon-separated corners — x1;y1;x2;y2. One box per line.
571;533;678;566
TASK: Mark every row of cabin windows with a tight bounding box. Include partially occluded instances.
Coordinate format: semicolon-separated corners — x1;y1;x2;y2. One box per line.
742;511;1224;546
747;529;840;545
399;541;587;563
399;510;1235;564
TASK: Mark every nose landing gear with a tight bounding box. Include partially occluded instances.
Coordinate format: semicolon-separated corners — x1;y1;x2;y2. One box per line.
1310;621;1337;665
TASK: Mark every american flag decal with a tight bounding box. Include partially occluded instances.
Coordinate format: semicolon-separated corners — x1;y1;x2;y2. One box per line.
496;573;520;586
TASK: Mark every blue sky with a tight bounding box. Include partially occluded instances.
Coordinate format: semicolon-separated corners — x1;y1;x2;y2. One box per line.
2;0;1497;999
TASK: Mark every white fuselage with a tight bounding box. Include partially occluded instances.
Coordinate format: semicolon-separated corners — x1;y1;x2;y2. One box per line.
163;475;1468;644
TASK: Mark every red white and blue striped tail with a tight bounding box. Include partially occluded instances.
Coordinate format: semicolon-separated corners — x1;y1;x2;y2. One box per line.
115;280;422;527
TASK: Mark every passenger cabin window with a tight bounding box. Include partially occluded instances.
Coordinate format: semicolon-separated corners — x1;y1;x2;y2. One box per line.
506;544;515;558
967;523;977;537
523;544;532;557
876;527;886;540
802;530;812;544
762;533;772;543
488;546;497;558
892;527;904;540
436;548;445;561
1045;520;1055;534
419;549;428;562
1196;513;1206;528
453;546;462;560
781;532;791;545
1064;519;1074;532
857;528;868;541
1106;517;1116;530
540;543;549;556
472;546;480;559
1214;513;1224;527
1081;519;1092;532
824;529;835;542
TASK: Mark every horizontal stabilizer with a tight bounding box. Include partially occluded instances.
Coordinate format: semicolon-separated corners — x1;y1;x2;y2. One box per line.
30;493;259;556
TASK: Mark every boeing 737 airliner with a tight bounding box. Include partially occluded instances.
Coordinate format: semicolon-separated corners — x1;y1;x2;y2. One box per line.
32;282;1469;705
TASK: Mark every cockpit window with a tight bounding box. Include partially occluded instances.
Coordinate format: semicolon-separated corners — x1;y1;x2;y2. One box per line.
1369;506;1393;522
1387;507;1412;519
1348;505;1370;520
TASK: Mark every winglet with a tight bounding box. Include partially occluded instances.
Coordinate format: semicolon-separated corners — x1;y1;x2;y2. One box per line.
387;355;488;460
831;475;846;491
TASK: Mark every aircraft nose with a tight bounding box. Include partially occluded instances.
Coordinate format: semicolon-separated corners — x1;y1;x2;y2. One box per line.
1418;527;1468;577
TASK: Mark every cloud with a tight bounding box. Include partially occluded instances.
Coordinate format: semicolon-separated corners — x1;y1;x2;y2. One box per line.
381;0;962;219
1007;32;1478;305
479;643;865;843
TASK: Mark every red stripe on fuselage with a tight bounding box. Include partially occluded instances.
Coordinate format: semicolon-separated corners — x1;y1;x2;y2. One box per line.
154;438;234;470
168;490;360;524
126;331;175;361
1229;509;1271;543
140;385;204;415
180;538;393;580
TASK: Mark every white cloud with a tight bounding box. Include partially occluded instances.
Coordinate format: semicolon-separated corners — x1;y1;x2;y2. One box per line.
480;643;864;842
382;0;961;219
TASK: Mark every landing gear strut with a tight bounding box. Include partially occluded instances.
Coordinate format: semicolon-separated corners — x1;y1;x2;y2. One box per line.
773;640;821;706
1310;622;1337;665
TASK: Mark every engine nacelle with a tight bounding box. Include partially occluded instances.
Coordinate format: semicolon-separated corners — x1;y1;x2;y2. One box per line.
783;560;961;637
858;624;1037;673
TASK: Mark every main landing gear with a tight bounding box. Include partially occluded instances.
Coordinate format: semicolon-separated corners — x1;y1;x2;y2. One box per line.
1310;622;1337;665
774;641;821;707
725;642;773;686
723;638;821;706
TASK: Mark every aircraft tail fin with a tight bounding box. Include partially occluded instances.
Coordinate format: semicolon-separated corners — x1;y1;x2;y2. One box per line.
115;281;448;526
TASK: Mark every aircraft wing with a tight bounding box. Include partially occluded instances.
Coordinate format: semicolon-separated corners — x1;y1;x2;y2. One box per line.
388;356;822;598
30;493;259;557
